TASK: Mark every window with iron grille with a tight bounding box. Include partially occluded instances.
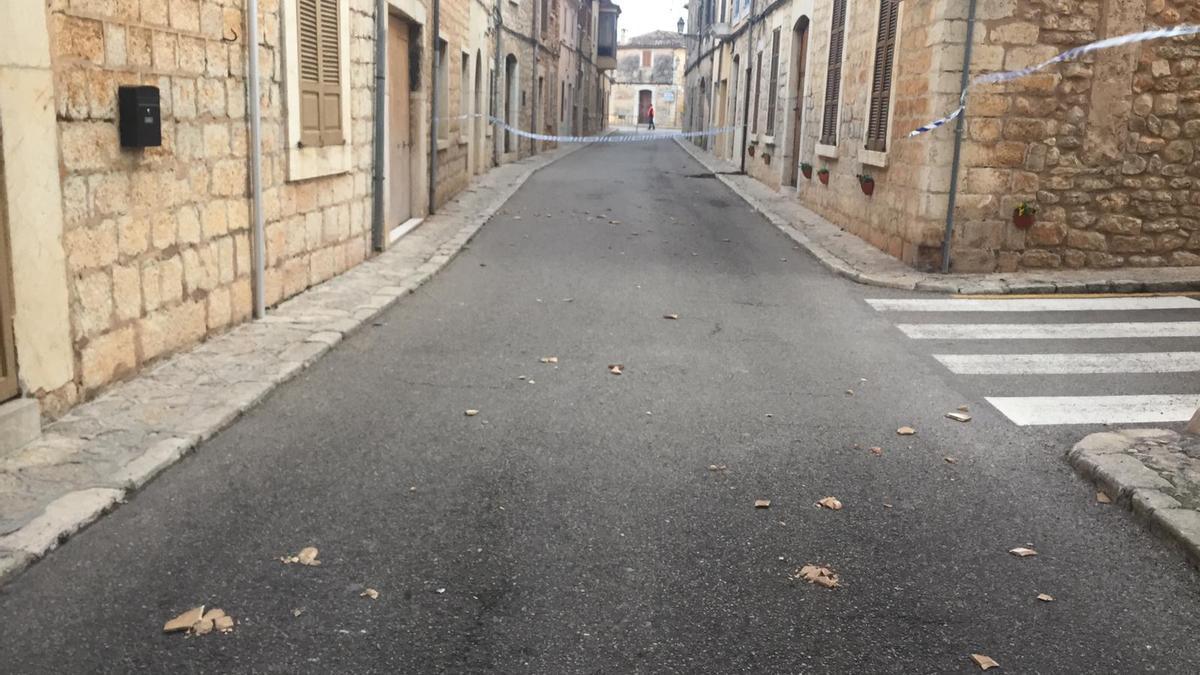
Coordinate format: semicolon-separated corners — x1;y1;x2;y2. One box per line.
866;0;899;152
765;28;781;136
820;0;847;146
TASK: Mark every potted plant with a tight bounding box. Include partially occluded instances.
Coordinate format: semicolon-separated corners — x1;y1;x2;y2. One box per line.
857;174;875;196
1013;202;1037;229
801;162;813;180
817;168;830;185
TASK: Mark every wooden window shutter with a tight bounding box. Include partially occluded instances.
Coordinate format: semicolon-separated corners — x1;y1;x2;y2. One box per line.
820;0;847;146
766;28;780;136
297;0;342;147
866;0;899;152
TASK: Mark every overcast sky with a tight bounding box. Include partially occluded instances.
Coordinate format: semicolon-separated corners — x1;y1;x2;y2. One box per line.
619;0;689;41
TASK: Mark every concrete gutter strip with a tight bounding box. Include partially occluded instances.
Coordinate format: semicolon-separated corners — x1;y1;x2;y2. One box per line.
674;139;1200;295
0;142;589;588
1067;429;1200;568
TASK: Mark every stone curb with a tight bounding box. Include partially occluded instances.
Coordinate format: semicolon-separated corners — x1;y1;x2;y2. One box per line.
674;139;1200;295
0;141;589;588
1067;429;1200;568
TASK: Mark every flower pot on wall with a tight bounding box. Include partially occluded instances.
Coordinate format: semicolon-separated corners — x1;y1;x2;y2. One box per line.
801;165;812;180
817;171;829;186
859;179;875;196
1013;212;1036;229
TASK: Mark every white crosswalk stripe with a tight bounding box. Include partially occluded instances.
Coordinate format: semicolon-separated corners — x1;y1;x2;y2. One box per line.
868;294;1200;426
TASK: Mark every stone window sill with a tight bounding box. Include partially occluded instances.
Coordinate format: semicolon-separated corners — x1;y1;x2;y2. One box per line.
859;147;888;168
815;142;838;159
436;138;451;151
287;144;352;182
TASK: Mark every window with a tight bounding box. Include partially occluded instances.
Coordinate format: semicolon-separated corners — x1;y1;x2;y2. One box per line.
751;51;762;134
297;0;343;147
820;0;847;146
561;82;566;121
765;28;780;136
642;50;652;67
541;0;549;34
436;39;448;141
866;0;899;152
462;52;472;138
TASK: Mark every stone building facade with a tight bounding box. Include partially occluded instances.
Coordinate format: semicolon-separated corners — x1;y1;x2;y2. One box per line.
684;0;1200;273
609;30;686;129
0;0;617;429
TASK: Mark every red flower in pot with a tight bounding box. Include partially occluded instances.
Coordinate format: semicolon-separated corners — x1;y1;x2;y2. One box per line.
857;174;875;196
801;163;813;180
817;168;830;185
1013;202;1037;229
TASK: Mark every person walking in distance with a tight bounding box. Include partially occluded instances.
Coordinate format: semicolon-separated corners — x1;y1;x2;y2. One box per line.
647;103;656;130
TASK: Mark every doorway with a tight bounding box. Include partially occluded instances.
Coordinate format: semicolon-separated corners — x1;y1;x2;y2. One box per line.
0;131;17;402
475;50;485;173
637;89;652;124
387;15;415;232
784;17;810;187
505;54;518;153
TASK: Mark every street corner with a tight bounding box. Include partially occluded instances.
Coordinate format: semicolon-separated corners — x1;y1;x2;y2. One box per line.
1067;427;1200;567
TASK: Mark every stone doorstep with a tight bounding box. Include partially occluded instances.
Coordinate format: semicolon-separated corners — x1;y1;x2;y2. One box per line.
0;398;42;461
0;141;591;588
673;139;1200;295
1067;429;1200;570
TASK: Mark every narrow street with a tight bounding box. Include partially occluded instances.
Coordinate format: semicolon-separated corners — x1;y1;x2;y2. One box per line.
3;139;1200;672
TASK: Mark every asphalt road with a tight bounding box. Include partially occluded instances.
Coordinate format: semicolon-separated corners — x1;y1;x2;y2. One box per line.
3;139;1200;673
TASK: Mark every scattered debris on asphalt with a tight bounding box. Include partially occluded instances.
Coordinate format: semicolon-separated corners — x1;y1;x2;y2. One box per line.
1036;593;1054;602
1096;492;1112;504
435;588;446;594
663;314;680;320
163;606;234;635
361;588;379;600
945;412;972;423
281;546;321;566
869;447;884;456
958;405;970;412
608;364;624;375
465;409;479;417
1008;547;1038;558
883;503;894;509
970;653;1000;670
293;608;305;617
897;426;916;436
817;496;843;511
540;356;559;364
791;565;839;589
754;499;771;508
944;456;958;464
845;389;854;396
707;464;727;472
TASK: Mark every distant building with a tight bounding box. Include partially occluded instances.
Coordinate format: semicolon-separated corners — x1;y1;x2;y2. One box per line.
609;30;687;129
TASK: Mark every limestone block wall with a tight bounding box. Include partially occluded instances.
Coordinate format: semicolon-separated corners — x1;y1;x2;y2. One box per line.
432;0;472;208
797;0;948;269
950;0;1200;272
50;0;375;400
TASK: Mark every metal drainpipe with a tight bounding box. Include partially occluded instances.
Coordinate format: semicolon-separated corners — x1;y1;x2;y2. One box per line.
247;0;266;318
531;0;539;155
493;2;503;166
939;0;978;274
371;0;387;252
429;0;441;215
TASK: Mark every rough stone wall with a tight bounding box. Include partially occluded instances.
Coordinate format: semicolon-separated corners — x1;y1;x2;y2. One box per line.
50;0;375;399
951;0;1200;272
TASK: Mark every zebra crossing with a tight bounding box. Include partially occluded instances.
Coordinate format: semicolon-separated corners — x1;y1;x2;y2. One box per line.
866;295;1200;427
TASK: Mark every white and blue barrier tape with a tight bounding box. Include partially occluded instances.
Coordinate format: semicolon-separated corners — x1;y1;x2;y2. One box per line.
910;24;1200;137
441;112;735;143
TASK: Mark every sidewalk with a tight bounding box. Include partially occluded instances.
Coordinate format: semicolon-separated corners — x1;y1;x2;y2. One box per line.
1069;428;1200;568
0;142;588;585
676;140;1200;295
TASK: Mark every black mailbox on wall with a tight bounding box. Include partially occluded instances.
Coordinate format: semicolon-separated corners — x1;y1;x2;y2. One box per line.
118;86;162;148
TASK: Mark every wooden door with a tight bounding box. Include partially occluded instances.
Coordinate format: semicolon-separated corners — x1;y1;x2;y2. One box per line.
638;90;651;124
0;183;17;402
786;21;809;187
388;15;412;229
